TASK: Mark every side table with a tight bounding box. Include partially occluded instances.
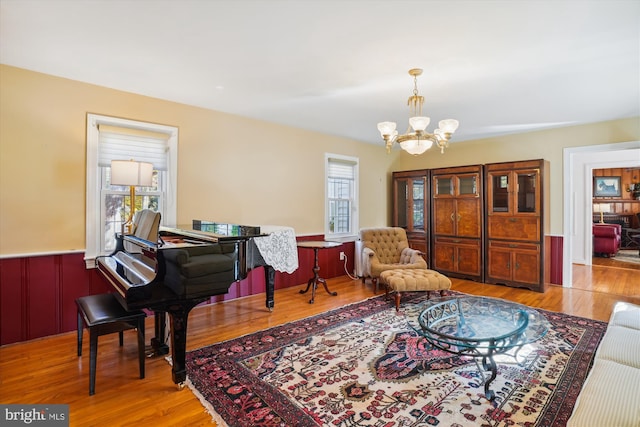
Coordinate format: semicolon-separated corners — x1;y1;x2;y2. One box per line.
297;241;340;303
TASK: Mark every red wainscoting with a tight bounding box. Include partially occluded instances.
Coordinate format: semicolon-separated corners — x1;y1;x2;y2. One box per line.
549;235;563;285
0;253;112;345
0;236;355;346
0;235;564;346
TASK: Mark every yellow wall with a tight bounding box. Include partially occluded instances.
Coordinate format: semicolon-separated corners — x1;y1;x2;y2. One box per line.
1;64;638;256
0;65;395;255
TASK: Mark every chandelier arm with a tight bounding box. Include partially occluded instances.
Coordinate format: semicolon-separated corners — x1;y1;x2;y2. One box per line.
434;137;450;154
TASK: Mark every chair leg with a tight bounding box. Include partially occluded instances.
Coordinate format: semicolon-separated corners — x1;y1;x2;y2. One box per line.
89;329;98;396
77;311;83;357
394;292;401;312
118;330;124;346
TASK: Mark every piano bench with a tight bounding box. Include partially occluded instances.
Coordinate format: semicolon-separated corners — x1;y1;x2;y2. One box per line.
76;293;146;396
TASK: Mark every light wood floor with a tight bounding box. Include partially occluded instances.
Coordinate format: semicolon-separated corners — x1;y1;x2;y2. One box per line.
1;263;639;426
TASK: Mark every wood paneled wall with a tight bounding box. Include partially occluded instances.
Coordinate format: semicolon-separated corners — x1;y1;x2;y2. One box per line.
593;167;640;227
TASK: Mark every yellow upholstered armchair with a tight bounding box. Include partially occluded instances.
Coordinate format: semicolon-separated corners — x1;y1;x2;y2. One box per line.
359;227;427;290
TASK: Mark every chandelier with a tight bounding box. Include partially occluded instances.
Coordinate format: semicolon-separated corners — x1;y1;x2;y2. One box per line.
377;68;459;155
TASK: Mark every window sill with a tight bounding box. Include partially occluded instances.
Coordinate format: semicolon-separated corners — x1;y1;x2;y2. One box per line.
325;234;358;243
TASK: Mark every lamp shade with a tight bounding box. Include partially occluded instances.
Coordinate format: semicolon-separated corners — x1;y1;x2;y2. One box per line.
377;121;397;136
438;119;459;133
111;160;153;186
409;116;430;131
593;203;611;213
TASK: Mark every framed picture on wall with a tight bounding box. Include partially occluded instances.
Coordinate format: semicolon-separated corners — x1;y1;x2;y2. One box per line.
593;176;621;197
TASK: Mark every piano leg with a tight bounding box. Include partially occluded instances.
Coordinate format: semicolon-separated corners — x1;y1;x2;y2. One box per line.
165;299;206;385
264;265;275;311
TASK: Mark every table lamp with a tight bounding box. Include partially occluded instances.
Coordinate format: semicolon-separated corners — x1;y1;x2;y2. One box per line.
593;203;611;224
111;159;153;234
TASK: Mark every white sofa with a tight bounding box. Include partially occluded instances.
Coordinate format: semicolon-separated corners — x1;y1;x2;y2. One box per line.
567;301;640;427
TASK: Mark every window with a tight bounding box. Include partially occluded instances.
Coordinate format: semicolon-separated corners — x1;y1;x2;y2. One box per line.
85;114;177;267
325;154;358;241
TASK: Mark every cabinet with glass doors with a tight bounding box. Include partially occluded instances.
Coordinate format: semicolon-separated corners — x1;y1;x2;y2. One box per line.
392;170;429;258
485;159;549;291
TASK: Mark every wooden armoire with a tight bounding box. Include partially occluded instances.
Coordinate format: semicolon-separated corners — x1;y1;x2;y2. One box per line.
484;159;549;291
391;159;549;292
392;169;429;258
431;165;484;281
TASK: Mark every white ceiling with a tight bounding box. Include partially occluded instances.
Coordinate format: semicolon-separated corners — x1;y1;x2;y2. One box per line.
1;0;639;147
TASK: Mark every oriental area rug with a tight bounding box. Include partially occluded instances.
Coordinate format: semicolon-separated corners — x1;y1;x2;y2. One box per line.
185;292;607;427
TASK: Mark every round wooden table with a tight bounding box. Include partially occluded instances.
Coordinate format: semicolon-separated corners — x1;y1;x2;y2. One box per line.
297;241;340;304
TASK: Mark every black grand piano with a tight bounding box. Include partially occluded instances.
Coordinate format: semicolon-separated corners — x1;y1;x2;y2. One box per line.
96;220;276;385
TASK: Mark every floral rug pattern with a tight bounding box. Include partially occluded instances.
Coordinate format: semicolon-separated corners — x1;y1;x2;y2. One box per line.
186;292;606;427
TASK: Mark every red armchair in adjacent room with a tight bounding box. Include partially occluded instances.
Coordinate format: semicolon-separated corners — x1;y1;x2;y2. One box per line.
593;223;621;257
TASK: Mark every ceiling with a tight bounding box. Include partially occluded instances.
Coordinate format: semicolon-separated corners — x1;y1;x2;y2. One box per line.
1;0;639;147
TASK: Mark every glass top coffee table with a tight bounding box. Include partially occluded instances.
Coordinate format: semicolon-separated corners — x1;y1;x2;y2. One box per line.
406;295;549;400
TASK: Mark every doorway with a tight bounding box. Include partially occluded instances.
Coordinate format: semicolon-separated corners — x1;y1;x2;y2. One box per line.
563;141;640;287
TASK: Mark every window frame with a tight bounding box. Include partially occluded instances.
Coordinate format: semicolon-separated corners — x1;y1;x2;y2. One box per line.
85;113;178;268
324;153;359;242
